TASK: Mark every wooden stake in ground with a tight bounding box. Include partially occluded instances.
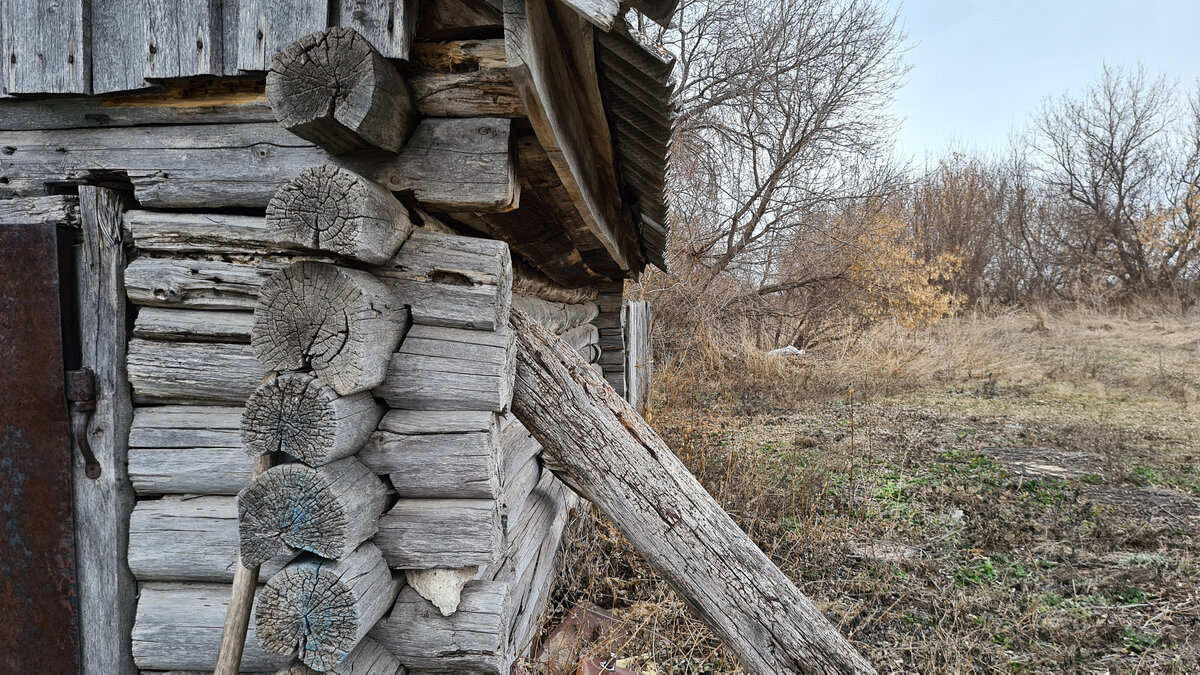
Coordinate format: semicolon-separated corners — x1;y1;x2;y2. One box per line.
214;453;275;675
508;309;876;674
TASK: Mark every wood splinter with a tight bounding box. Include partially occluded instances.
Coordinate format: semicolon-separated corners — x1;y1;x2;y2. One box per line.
267;165;414;265
238;457;389;568
256;543;400;671
267;27;418;155
241;372;383;466
252;262;409;395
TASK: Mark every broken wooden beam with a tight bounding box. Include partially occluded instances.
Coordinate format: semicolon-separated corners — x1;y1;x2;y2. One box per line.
267;165;414;265
256;544;400;671
238;457;389;568
409;39;523;118
508;308;876;674
241;372;383;466
267;27;418;154
252;262;410;395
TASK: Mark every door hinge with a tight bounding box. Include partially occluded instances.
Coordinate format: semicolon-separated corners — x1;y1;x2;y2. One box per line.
65;368;101;479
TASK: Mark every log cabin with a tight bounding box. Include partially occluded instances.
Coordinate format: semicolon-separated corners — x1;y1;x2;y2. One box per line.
0;1;667;673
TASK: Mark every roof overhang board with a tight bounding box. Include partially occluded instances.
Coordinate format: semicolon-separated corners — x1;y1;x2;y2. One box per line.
503;0;642;274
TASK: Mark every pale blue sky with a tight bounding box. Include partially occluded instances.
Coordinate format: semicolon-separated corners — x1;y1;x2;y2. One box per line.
890;0;1200;160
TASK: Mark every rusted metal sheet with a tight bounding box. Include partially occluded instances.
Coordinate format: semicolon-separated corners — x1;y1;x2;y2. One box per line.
0;222;80;671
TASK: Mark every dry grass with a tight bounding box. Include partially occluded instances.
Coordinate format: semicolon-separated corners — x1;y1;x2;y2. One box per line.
524;305;1200;674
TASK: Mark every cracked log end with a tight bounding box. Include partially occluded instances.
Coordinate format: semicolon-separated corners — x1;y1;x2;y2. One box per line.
252;261;409;395
255;544;400;670
237;457;389;568
267;165;414;265
266;27;418;154
241;372;383;465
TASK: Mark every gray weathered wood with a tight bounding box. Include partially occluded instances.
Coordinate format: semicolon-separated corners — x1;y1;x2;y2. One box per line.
511;258;598;304
125;256;288;311
129;406;254;495
624;299;652;411
91;0;224;93
335;0;418;60
361;410;501;498
374;325;516;412
1;0;89;93
509;308;877;674
0;118;518;211
125;210;296;255
256;545;400;671
267;27;417;154
74;187;137;675
133;307;255;343
132;582;290;672
90;0;148;94
237;0;328;72
415;0;502;39
242;372;383;465
276;637;407;675
371;470;574;672
127;339;262;404
0;194;79;226
560;322;598;358
371;582;512;674
376;498;503;568
253;262;410;395
128;496;292;583
500;453;542;533
560;0;619;28
511;294;598;334
267;165;414;264
0;87;275;129
238;457;389;567
499;416;542;482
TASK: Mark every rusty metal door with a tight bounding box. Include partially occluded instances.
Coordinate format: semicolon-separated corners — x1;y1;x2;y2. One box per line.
0;222;81;671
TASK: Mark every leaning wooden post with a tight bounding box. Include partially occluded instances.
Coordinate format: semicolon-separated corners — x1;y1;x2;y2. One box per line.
214;453;275;675
508;309;876;674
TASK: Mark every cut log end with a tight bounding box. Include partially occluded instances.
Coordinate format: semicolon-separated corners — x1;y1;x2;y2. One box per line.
252;262;409;395
238;458;389;568
266;27;418;154
241;372;383;465
266;165;414;265
256;544;399;671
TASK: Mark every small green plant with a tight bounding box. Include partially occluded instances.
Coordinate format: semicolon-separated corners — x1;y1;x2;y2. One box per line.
955;557;998;586
1122;627;1158;654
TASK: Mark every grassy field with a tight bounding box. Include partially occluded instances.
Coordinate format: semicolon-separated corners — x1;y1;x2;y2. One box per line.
528;306;1200;673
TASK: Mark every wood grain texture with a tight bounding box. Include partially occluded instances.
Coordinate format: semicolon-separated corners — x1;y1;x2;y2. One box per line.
73;187;137;675
238;457;389;567
624;300;652;411
415;0;502;40
267;27;417;154
129;405;254;495
125;256;288;311
503;0;637;271
237;0;328;72
370;581;512;674
242;372;383;465
276;637;407;675
1;0;89;93
511;294;598;334
267;165;414;265
0;118;517;211
256;545;400;671
334;0;418;60
374;324;516;412
511;258;598;304
361;410;502;499
0;194;79;226
376;498;503;569
509;308;876;673
127;339;262;404
133;307;255;343
408;41;521;117
253;262;410;395
132;582;290;672
128;496;291;583
0;82;275;129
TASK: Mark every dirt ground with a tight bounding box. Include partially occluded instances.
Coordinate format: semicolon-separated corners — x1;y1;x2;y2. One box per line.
526;308;1200;673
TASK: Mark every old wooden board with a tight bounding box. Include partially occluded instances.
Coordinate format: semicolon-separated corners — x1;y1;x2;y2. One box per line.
0;219;79;672
1;0;89;93
0;118;517;212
